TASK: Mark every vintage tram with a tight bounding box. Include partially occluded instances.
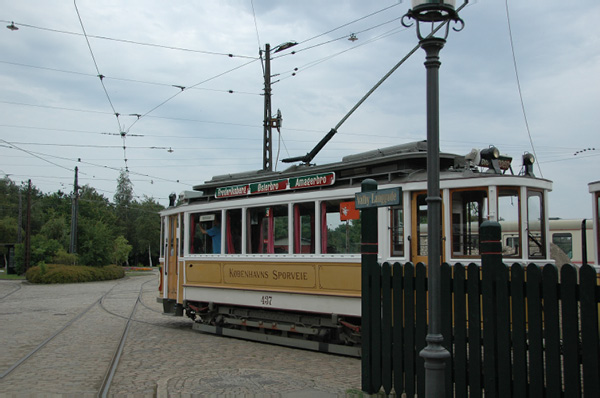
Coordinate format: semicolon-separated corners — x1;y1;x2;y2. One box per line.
157;141;552;355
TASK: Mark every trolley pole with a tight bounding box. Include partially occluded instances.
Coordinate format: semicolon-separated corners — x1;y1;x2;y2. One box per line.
263;43;273;172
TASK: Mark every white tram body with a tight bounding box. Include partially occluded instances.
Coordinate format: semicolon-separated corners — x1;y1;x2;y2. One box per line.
157;142;553;354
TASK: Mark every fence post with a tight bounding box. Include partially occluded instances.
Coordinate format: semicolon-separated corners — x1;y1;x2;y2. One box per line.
480;220;502;398
361;178;379;394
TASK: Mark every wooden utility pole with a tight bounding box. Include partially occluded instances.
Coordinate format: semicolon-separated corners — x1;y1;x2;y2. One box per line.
24;179;31;271
69;167;79;254
263;43;273;171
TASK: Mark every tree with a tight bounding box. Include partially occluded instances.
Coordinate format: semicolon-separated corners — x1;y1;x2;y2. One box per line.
112;235;132;266
78;219;115;266
132;196;164;266
114;169;134;215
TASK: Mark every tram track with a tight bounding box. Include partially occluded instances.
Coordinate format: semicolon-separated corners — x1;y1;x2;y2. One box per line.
97;283;142;398
0;281;22;300
0;282;119;380
0;274;165;396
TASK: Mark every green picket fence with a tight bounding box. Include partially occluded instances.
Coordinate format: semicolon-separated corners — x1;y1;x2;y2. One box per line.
362;261;600;397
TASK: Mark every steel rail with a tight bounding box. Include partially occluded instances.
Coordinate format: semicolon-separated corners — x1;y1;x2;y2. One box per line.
0;282;22;300
0;283;118;380
97;282;144;398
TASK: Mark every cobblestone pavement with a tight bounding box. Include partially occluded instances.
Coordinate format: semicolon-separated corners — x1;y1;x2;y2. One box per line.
0;274;362;397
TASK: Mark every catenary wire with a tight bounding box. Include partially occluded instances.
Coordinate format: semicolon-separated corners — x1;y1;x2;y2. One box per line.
0;60;261;96
0;19;256;59
505;0;542;177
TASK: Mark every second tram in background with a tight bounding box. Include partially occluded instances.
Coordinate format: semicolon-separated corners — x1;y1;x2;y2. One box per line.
157;141;554;355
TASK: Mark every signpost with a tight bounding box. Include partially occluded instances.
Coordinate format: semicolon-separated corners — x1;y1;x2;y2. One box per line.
357;181;402;393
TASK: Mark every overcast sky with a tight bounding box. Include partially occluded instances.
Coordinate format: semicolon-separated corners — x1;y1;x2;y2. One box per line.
1;1;598;218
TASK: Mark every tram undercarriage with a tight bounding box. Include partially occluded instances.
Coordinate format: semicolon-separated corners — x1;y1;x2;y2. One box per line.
184;301;362;357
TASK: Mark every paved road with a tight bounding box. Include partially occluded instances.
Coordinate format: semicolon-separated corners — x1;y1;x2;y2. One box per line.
0;273;361;397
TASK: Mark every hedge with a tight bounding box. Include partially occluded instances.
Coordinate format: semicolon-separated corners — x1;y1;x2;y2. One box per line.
25;264;125;284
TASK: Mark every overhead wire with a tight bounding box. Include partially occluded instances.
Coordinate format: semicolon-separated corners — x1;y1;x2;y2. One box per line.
124;57;260;132
0;139;77;173
505;0;542;177
0;142;190;185
73;0;130;173
297;2;401;45
0;60;261;96
0;19;257;59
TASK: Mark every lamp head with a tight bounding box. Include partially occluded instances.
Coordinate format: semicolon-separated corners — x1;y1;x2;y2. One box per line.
410;0;457;23
523;152;535;177
402;0;465;40
480;146;500;161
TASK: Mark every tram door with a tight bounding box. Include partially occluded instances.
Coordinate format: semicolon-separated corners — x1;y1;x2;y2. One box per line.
166;215;178;300
411;192;445;264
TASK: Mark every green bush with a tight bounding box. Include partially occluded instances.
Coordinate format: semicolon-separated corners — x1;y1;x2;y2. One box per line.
25;264;125;284
52;249;79;265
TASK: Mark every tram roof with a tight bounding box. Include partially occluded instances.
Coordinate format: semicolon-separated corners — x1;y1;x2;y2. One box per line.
193;141;449;191
185;140;549;202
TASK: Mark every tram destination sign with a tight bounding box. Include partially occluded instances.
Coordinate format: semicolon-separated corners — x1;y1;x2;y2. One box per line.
215;172;335;199
355;187;402;209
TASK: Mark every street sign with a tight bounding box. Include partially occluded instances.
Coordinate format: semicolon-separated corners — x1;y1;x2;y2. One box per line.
355;187;401;209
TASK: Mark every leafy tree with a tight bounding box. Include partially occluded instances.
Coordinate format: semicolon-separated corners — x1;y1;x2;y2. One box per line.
132;196;163;266
0;216;18;244
112;235;132;266
78;218;115;266
40;216;69;247
14;235;62;272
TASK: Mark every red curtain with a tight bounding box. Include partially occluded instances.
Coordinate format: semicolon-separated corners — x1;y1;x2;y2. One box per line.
294;205;301;253
226;212;234;254
257;212;263;254
267;208;275;253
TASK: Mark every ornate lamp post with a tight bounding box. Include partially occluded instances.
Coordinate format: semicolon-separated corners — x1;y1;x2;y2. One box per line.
402;1;465;397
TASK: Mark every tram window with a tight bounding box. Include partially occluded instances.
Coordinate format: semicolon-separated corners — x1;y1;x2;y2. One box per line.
247;205;288;254
506;236;519;251
498;188;520;257
322;199;360;254
189;213;220;254
552;233;572;259
225;209;242;254
159;217;165;258
179;213;185;255
451;189;487;257
391;205;404;257
294;202;315;254
414;193;429;257
527;190;545;258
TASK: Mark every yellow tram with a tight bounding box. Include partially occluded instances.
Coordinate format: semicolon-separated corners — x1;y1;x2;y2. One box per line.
158;141;553;355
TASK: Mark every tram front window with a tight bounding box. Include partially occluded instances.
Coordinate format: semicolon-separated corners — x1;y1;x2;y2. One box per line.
247;205;288;254
451;189;487;257
527;190;545;258
391;205;404;257
498;188;520;257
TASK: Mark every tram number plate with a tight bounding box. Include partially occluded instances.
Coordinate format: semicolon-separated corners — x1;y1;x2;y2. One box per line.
260;295;273;306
